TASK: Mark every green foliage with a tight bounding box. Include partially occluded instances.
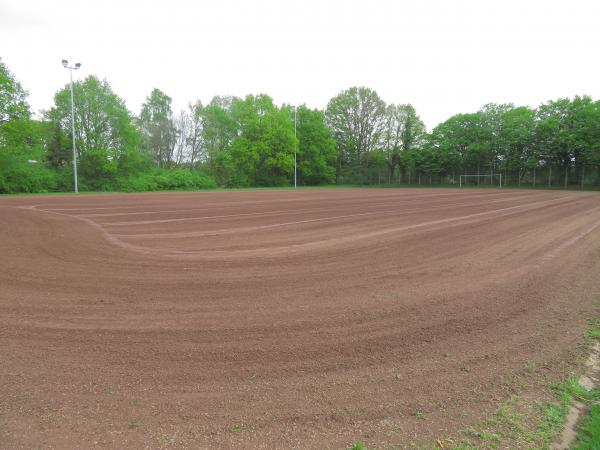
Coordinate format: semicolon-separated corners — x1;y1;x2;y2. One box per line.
500;106;536;176
0;60;60;194
326;90;431;185
420;98;600;186
138;88;176;167
326;86;386;171
2;55;600;194
293;105;339;185
198;98;338;187
46;75;140;167
53;164;76;191
570;317;600;449
0;58;30;127
0;153;57;193
116;168;216;192
79;149;118;191
192;94;295;187
350;441;366;450
572;403;600;449
229;94;296;186
534;96;600;186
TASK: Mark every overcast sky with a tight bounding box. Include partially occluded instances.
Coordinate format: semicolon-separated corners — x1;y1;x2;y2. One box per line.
1;0;599;129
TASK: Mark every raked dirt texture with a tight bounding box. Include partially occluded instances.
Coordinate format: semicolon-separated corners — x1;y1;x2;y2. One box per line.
1;188;600;449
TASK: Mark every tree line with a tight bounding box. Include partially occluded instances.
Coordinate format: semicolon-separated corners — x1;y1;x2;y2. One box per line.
1;58;599;193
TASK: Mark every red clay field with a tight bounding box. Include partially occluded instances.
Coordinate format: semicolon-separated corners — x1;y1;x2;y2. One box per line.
2;187;600;449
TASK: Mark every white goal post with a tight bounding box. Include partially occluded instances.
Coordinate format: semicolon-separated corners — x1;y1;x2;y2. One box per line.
459;174;503;188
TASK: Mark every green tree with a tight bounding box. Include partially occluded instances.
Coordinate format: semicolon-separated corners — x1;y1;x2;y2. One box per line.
380;104;426;183
228;94;296;186
290;105;336;185
0;59;60;193
0;58;31;151
46;76;140;163
422;114;475;182
532;97;599;187
325;87;386;179
583;100;600;171
565;96;600;185
138;88;176;167
381;104;404;182
397;104;426;181
199;96;238;183
499;106;535;183
0;58;29;123
46;75;142;189
478;103;514;177
187;101;207;165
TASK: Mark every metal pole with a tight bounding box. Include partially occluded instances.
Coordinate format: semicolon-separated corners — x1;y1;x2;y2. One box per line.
69;67;78;193
294;106;297;189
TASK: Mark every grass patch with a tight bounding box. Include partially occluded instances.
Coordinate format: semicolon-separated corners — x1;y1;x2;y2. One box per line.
571;317;600;449
458;394;565;448
572;403;600;449
445;380;599;449
585;318;600;340
226;424;241;433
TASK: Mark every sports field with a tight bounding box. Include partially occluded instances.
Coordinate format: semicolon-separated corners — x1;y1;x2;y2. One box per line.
2;188;600;448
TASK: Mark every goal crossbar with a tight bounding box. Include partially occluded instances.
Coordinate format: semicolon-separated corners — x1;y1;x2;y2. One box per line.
459;174;503;188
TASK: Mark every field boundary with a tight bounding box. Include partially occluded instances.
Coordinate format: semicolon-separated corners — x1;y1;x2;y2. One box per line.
551;342;600;448
422;316;600;450
2;182;600;198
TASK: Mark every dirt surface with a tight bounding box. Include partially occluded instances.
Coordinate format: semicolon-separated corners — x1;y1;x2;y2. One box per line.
1;188;600;449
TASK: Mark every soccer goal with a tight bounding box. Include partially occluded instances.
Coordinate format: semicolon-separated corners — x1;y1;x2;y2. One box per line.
459;174;503;188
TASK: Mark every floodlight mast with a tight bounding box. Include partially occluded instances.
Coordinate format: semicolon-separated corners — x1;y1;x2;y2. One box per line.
294;106;297;189
62;59;81;193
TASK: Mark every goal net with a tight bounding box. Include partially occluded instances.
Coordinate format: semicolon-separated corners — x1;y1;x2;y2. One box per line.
459;174;503;188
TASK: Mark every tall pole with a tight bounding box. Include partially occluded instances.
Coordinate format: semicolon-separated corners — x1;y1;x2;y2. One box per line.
63;59;81;193
69;67;78;193
294;106;297;189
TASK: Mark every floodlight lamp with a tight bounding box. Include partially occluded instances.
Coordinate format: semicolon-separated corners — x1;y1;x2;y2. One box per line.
75;63;81;69
62;59;68;67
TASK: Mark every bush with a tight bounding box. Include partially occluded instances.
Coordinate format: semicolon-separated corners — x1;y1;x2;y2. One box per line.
115;168;217;192
0;149;217;194
53;165;75;192
115;173;156;192
191;171;218;189
78;149;117;191
0;153;58;193
573;403;600;449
